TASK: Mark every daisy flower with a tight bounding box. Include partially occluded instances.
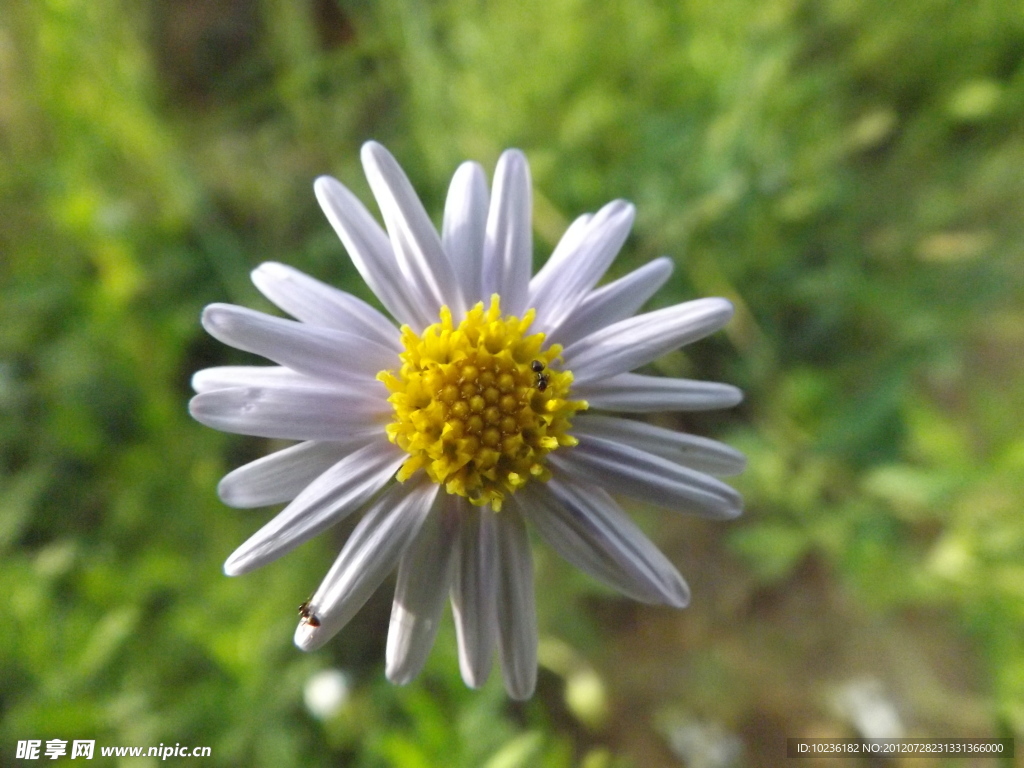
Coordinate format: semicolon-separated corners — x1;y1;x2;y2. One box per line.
190;142;744;699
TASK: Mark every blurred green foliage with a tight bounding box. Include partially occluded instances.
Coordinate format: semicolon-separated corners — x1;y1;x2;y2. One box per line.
1;0;1023;765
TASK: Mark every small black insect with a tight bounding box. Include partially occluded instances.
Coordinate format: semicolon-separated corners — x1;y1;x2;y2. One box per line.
298;600;321;628
531;360;550;391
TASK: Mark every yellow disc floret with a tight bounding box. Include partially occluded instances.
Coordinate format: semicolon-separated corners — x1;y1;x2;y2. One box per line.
378;296;588;510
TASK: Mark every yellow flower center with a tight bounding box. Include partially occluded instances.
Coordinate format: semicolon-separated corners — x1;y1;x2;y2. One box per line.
378;296;588;510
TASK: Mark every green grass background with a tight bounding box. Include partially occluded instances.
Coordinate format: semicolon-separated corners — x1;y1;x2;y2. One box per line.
2;0;1023;765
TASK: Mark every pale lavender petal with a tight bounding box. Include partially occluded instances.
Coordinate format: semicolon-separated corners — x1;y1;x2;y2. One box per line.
442;161;489;307
314;175;423;326
251;262;401;350
450;499;498;688
189;386;389;441
564;298;734;384
550;435;742;519
295;478;439;651
529;213;592;284
529;200;635;334
515;480;689;607
551;257;674;346
572;414;746;476
223;440;405;575
386;499;460;685
482;149;532;316
362;141;464;322
565;299;733;385
572;372;743;412
192;365;320;394
201;303;395;381
495;507;537;700
217;440;370;509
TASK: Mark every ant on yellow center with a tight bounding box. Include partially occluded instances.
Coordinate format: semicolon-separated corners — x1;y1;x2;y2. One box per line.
379;298;587;510
531;360;550;392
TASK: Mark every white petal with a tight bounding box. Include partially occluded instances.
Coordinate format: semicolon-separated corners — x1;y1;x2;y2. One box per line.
202;303;396;381
386;500;460;685
551;257;674;347
189;386;389;441
572;372;743;412
450;499;498;688
515;480;689;607
494;507;537;700
564;298;734;383
314;175;424;327
482;149;532;316
572;414;746;476
361;141;464;322
295;478;439;651
442;161;489;307
530;200;635;334
251;262;401;350
223;440;405;575
529;213;592;284
217;440;365;508
192;365;319;394
550;435;743;519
